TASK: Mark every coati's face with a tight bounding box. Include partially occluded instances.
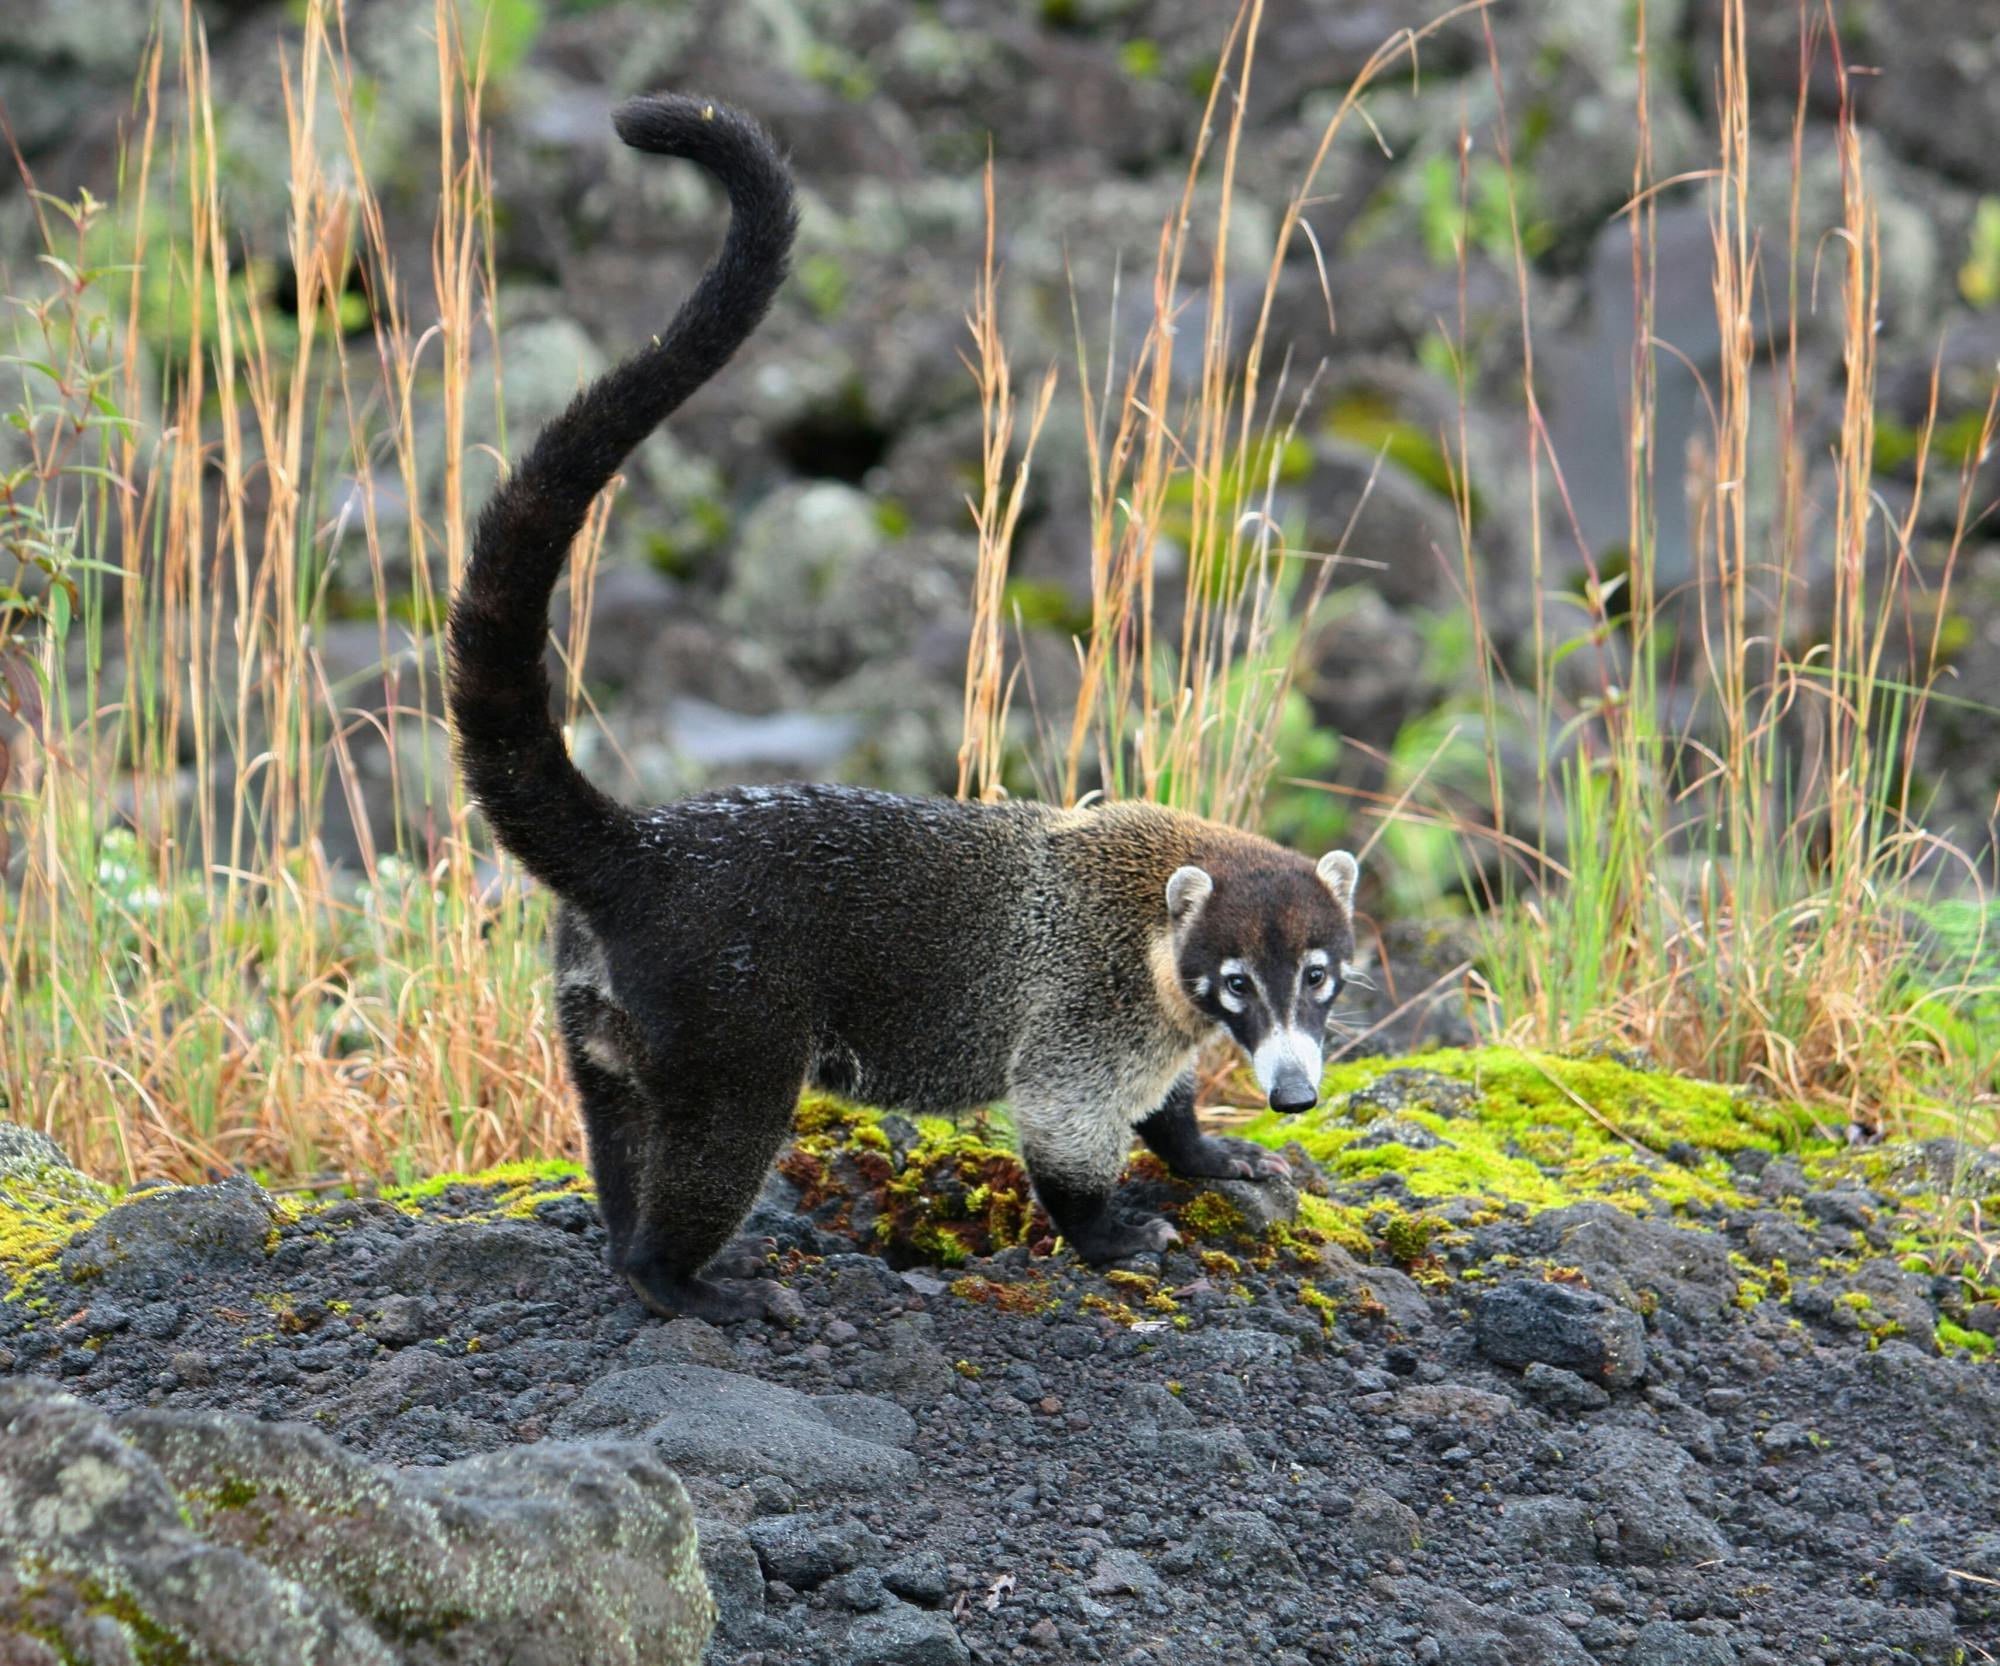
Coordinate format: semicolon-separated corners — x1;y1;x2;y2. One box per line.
1167;850;1359;1113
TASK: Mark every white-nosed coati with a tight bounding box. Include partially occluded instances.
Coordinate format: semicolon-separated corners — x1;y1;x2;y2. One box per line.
448;94;1364;1322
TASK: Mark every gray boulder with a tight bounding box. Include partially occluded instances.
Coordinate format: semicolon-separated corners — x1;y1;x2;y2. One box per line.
1526;1203;1735;1323
1584;1428;1732;1567
0;1376;713;1665
552;1363;919;1496
59;1174;275;1294
376;1219;598;1301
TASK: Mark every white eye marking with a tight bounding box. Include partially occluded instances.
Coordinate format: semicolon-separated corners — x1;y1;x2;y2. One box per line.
1217;958;1254;1014
1193;975;1211;997
1251;1026;1324;1096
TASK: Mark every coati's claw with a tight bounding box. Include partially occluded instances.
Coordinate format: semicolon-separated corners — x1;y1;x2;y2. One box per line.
1175;1134;1291;1184
708;1234;779;1279
625;1269;768;1323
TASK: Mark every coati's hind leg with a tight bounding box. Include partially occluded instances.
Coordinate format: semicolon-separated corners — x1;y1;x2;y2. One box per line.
555;974;647;1270
1137;1073;1291;1182
619;1044;804;1323
1015;1089;1179;1265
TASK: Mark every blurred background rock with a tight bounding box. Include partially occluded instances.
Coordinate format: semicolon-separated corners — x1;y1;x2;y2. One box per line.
4;0;1995;888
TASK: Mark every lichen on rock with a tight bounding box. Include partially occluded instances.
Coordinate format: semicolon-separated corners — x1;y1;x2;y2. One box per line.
0;1374;715;1665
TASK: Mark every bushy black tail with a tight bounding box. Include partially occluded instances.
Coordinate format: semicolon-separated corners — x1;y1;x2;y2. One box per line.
447;95;797;904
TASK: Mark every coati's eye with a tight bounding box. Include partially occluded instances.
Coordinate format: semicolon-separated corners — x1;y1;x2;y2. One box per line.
1304;966;1327;988
1223;973;1252;998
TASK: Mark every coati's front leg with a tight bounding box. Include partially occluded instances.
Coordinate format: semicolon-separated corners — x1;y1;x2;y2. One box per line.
1015;1091;1180;1264
1137;1074;1292;1182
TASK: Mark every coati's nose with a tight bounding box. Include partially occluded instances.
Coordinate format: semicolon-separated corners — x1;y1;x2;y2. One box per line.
1267;1071;1319;1115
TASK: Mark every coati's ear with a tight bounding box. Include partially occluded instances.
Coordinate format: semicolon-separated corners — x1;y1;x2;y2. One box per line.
1317;850;1360;911
1165;865;1214;925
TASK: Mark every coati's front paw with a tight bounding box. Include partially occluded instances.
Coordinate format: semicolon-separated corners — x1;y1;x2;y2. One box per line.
625;1268;767;1323
1070;1212;1181;1265
1171;1134;1291;1183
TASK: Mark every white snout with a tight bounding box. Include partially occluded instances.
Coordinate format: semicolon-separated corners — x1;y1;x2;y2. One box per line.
1251;1027;1324;1095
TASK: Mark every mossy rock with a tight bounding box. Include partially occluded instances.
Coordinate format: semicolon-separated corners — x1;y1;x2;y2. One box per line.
1235;1047;1830;1219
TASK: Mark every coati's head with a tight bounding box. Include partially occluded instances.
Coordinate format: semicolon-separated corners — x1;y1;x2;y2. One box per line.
1166;849;1360;1113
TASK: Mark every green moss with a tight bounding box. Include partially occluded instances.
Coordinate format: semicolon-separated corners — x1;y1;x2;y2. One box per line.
1295;1196;1375;1259
1238;1048;1829;1223
1118;39;1162;79
1178;1191;1249;1241
0;1156;116;1301
1381;1213;1439;1266
1937;1319;1995;1357
1299;1282;1340;1334
796;252;850;321
1327;391;1482;518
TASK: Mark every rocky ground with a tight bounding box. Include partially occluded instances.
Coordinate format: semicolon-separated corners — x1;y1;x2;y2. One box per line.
5;1054;1998;1665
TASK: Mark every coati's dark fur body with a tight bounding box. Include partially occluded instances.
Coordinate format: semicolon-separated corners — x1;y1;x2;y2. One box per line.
449;96;1361;1321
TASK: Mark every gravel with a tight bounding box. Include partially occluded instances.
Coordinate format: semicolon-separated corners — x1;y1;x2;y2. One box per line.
4;1141;1994;1663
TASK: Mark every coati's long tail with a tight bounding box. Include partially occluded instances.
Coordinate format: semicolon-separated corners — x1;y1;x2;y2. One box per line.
447;96;797;902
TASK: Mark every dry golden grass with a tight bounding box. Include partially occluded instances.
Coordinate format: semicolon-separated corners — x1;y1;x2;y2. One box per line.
0;0;598;1184
1;0;1990;1194
956;0;1486;827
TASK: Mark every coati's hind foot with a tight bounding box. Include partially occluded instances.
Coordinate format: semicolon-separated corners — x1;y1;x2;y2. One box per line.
1034;1172;1181;1265
1071;1212;1181;1265
624;1266;769;1324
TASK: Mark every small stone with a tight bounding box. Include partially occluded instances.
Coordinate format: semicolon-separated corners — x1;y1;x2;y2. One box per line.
1521;1361;1611;1412
760;1285;809;1327
882;1548;950;1608
1802;1189;1875;1231
824;1565;888;1612
167;1350;212;1387
1025;1617;1062;1650
744;1512;883;1590
837;1600;970;1666
1086;1548;1161;1597
1759;1421;1812;1455
367;1294;433;1348
1349;1486;1422;1555
748;1475;799;1515
1628;1619;1741;1666
1159;1510;1301;1583
1475;1281;1647;1387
